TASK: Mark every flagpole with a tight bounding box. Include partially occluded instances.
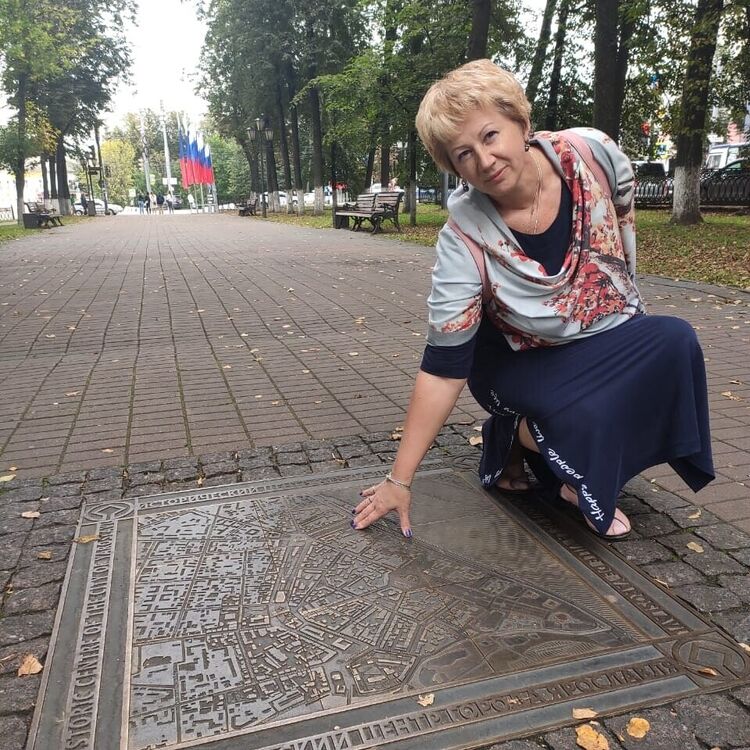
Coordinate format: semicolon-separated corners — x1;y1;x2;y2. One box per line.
160;101;173;197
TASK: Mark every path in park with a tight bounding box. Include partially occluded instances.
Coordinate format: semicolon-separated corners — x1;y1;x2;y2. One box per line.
1;214;748;527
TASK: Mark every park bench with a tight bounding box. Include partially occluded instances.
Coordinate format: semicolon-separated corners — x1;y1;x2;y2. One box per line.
238;198;258;216
335;190;403;233
23;201;63;228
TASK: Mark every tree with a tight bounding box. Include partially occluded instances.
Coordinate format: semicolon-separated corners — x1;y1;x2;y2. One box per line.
526;0;557;110
671;0;725;224
467;0;492;60
100;139;136;205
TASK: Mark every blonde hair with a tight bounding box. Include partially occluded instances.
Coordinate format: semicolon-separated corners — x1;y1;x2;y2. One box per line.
416;59;532;174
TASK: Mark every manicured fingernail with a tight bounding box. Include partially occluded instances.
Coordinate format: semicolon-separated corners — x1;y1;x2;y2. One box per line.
350;521;357;529
358;492;364;497
404;529;412;538
351;508;356;514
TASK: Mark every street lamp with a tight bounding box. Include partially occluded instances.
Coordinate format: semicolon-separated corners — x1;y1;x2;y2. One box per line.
248;117;274;217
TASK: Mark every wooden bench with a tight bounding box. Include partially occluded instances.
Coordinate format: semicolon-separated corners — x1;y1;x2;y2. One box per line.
238;198;258;216
24;202;63;228
335;190;403;233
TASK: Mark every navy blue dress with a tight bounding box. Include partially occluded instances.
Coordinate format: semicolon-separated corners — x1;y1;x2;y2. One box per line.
422;185;714;534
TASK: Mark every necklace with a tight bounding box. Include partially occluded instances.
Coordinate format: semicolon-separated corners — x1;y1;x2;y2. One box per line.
529;150;543;234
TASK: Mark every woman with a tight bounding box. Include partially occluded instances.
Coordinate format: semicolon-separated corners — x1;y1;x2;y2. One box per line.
352;60;714;540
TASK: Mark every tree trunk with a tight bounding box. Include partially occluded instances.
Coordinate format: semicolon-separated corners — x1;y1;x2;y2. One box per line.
331;140;338;222
526;0;557;112
265;136;280;213
284;61;305;215
364;140;376;191
467;0;492;60
408;129;417;227
14;75;28;225
307;20;325;215
671;0;725;224
56;139;72;215
594;0;620;138
612;5;636;141
41;155;49;200
49;155;58;205
544;0;570;131
275;79;294;213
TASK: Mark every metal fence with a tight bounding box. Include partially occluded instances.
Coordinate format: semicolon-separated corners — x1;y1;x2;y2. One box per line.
634;172;750;208
0;206;15;222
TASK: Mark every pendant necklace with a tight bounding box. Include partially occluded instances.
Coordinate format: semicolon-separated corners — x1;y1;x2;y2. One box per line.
529;150;542;234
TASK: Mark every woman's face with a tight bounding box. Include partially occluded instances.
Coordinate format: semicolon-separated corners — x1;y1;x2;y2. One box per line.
447;105;529;201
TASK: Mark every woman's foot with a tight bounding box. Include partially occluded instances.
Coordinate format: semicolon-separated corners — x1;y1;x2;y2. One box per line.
559;484;631;540
495;436;532;494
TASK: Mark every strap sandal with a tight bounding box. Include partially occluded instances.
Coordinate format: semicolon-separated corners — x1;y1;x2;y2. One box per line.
559;484;632;541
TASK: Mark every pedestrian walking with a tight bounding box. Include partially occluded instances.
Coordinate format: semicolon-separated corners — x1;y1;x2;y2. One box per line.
156;193;165;215
165;193;174;214
145;193;152;214
137;194;145;215
352;59;714;542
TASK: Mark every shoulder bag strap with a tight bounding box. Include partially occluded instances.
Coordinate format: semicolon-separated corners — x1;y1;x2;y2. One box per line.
447;218;492;304
561;129;612;199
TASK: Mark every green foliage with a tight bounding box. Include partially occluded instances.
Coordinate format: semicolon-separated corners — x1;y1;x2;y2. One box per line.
208;134;251;203
101;139;136;205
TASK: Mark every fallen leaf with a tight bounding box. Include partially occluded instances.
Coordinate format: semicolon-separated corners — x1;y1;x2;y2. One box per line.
223;365;232;369
0;474;16;483
573;708;599;719
469;435;483;446
697;666;719;677
416;693;434;707
196;477;204;487
45;334;55;338
472;425;483;431
654;578;670;588
9;466;18;471
18;654;43;676
349;351;359;356
739;642;750;654
65;391;81;397
686;541;704;553
626;717;650;739
37;551;52;560
575;723;609;750
21;510;40;519
730;379;743;385
390;432;403;441
196;308;205;313
721;391;741;401
101;448;114;454
687;509;702;519
74;534;100;544
286;287;294;292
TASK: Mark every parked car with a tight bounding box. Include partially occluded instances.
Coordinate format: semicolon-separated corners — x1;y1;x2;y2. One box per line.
74;198;123;215
700;158;750;205
632;161;672;207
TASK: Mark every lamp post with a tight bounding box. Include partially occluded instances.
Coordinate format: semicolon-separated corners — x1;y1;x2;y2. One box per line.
249;117;274;217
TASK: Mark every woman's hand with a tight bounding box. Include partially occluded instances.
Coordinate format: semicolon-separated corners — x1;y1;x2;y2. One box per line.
352;479;412;538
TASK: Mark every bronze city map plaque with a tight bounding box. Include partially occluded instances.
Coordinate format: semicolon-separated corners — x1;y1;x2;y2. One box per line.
28;463;750;750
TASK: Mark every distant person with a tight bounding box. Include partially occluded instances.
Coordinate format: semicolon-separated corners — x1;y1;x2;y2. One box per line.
80;193;89;215
156;193;165;214
137;194;145;215
165;193;174;213
187;193;196;213
144;193;152;214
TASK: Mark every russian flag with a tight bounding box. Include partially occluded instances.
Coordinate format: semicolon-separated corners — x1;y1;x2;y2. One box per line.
205;144;215;184
178;118;194;188
189;130;201;184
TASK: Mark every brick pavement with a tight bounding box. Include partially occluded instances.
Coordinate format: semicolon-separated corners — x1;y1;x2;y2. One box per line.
0;215;749;748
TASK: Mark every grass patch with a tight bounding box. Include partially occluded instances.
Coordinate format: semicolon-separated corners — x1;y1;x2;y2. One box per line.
0;214;87;246
256;204;750;290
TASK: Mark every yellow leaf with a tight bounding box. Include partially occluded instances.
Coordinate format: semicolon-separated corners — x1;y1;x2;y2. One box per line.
573;708;599;719
0;474;16;483
65;391;81;397
416;693;434;707
74;534;100;544
21;511;40;519
721;391;741;401
37;551;53;560
697;666;719;677
575;724;609;750
390;432;403;441
469;435;483;446
196;477;204;487
349;351;359;356
223;365;232;369
472;425;483;431
18;654;43;676
101;448;114;454
626;717;650;739
9;466;17;471
687;509;702;519
739;642;750;654
686;542;704;553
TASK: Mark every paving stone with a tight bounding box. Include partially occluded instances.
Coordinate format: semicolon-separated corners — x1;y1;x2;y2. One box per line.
276;452;307;466
277;464;313;478
25;525;75;548
127;472;165;488
307;448;336;462
162;456;199;471
17;543;70;568
124;483;162;498
683;548;746;576
202;474;239;487
85;477;123;493
0;569;10;590
0;715;29;750
543;723;624;750
0;535;25;569
336;444;370;460
200;451;237;464
0;611;56;647
665;505;720;528
46;470;86;486
0;673;41;714
434;433;469;447
660;532;715;555
604;707;702;750
80;489;121;504
0;515;33;537
615;495;651;516
127;461;162;474
696;523;750;550
361;432;392;444
273;443;303;455
673;583;742;611
302;439;334;452
311;460;347;474
3;582;61;615
45;482;82;497
346;456;383;468
673;693;750;747
3;487;43;504
630;513;679;538
86;467;123;482
331;435;366;448
0;635;50;675
38;495;82;513
35;509;79;528
731;548;750;566
239;467;279;482
614;540;674;565
369;440;398;453
642;561;705;586
11;561;68;589
164;466;198;483
733;686;750;709
483;741;546;750
718;574;750;603
202;460;237;477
